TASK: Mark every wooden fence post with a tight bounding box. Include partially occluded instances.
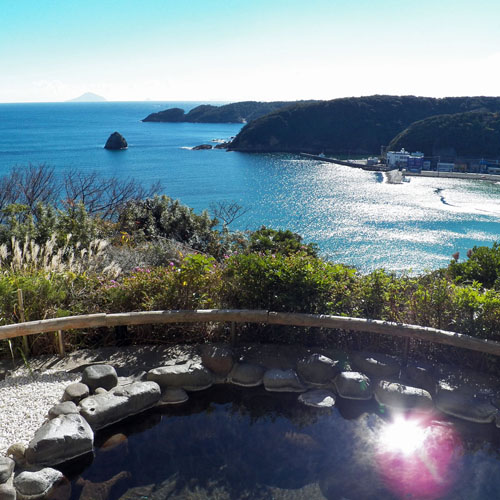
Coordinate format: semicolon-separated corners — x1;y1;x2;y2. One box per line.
55;330;65;357
17;289;30;356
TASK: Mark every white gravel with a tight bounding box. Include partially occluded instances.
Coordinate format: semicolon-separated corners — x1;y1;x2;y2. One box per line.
0;369;79;455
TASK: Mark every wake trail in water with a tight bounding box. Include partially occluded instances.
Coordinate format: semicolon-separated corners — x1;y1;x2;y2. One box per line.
434;188;455;206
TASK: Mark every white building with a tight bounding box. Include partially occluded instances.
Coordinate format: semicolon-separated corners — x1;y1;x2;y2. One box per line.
386;149;424;168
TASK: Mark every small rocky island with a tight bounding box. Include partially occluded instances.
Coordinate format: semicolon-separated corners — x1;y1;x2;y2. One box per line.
104;132;128;150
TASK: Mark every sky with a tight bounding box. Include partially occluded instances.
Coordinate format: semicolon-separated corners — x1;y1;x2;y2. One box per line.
1;0;500;103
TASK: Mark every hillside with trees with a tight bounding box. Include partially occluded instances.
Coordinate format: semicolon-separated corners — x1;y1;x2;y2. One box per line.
228;95;500;154
388;111;500;158
142;101;302;123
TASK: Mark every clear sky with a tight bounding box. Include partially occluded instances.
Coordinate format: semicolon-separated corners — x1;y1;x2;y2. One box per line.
1;0;499;102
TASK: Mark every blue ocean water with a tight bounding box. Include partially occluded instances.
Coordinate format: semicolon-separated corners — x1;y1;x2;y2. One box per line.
1;101;499;273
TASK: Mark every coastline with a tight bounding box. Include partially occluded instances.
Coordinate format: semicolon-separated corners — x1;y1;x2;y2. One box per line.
404;171;500;182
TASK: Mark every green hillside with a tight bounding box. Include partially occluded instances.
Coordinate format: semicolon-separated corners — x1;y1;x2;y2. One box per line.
228;95;500;154
388;111;500;158
142;101;301;123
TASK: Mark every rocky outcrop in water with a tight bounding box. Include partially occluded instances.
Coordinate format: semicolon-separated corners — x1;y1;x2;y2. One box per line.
104;132;128;150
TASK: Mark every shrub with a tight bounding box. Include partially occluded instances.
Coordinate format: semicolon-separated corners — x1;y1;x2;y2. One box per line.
221;252;356;313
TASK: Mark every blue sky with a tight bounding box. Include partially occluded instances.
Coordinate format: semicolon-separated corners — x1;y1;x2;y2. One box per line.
1;0;499;102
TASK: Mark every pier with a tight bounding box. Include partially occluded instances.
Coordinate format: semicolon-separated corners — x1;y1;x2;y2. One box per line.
299;153;390;171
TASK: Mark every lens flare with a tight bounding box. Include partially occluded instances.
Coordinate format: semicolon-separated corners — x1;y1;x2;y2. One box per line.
376;415;463;499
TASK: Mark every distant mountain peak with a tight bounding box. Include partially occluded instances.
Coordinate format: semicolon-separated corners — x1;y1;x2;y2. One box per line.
67;92;107;102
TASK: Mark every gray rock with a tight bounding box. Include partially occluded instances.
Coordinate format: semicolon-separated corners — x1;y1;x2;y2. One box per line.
351;351;400;378
81;365;118;392
79;381;161;430
0;483;16;500
117;371;147;387
147;362;214;391
435;390;498;423
296;353;340;386
334;372;373;400
62;382;89;404
0;456;14;484
263;369;306;392
228;362;265;387
104;132;128;150
374;380;433;412
25;414;94;466
298;389;336;408
157;388;189;406
14;467;65;499
48;401;79;420
200;345;234;375
403;361;436;393
94;387;108;395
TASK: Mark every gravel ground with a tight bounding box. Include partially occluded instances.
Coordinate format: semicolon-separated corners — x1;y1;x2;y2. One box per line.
0;369;79;455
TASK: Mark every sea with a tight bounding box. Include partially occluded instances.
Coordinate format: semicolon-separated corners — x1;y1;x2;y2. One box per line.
1;101;499;273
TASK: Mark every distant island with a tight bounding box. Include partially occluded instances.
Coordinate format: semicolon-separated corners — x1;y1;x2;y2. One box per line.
228;95;500;155
141;101;311;124
67;92;107;103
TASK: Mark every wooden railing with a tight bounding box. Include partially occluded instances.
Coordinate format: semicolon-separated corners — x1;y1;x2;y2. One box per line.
1;309;500;358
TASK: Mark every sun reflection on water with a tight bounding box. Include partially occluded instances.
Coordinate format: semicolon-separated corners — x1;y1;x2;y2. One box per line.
379;415;426;456
376;415;463;499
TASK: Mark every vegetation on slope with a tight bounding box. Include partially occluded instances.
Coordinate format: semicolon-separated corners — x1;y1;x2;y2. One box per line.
388;111;500;158
1;165;499;373
142;101;300;124
228;95;500;154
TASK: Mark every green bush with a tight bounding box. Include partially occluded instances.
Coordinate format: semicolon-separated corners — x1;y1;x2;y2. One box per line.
448;243;500;289
221;252;356;313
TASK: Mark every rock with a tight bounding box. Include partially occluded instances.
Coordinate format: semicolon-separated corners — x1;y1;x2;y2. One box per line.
263;369;306;392
435;390;498;424
47;401;79;420
104;132;128;150
351;351;400;378
0;484;16;500
200;345;234;376
334;372;373;400
192;144;212;150
6;444;26;467
79;381;161;430
296;353;340;386
436;365;500;398
25;414;94;466
81;365;118;392
214;142;230;149
403;361;436;393
298;389;336;408
147;362;214;391
374;380;433;412
14;467;66;500
117;371;147;387
157;387;189;406
228;362;265;387
76;471;130;500
496;413;500;429
0;456;15;484
62;382;89;404
94;387;108;395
